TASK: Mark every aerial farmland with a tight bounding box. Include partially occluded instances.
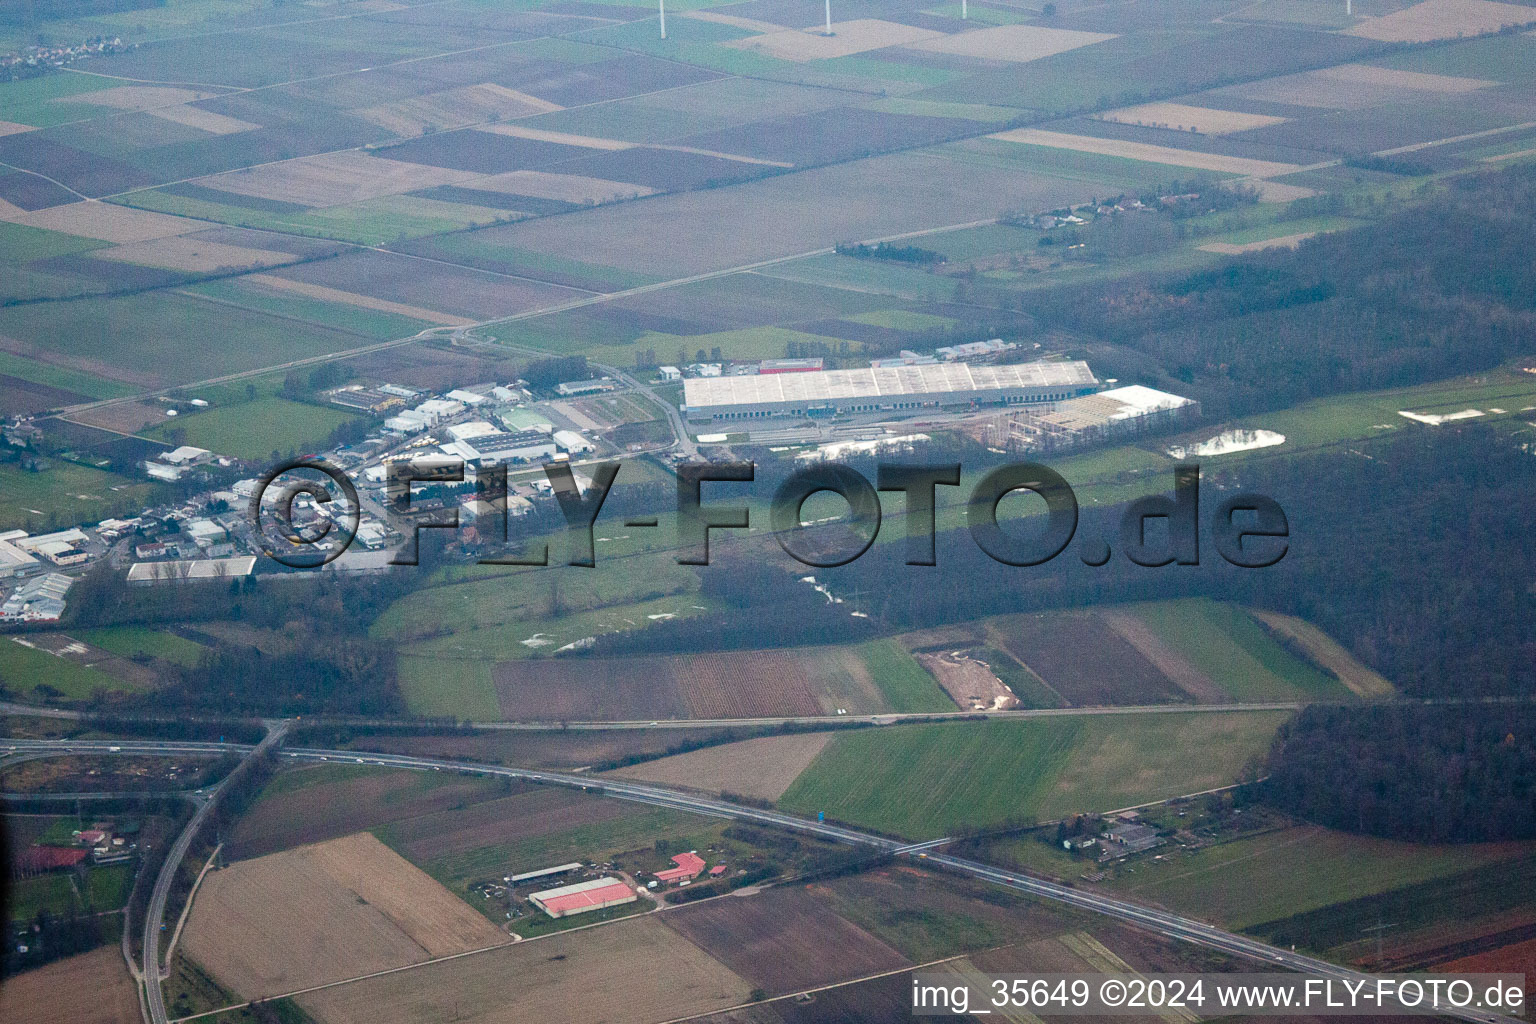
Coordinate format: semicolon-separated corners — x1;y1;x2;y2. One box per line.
3;0;1536;1022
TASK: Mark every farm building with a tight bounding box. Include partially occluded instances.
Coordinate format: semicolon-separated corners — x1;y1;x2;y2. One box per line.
653;852;705;885
528;877;636;919
507;862;582;885
683;360;1099;422
1099;822;1166;860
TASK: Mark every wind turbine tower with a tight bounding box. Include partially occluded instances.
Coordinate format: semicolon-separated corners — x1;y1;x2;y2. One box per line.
659;0;667;39
962;0;969;18
825;0;833;36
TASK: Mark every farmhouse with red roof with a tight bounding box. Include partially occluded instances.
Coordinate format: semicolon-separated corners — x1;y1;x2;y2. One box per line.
653;851;704;885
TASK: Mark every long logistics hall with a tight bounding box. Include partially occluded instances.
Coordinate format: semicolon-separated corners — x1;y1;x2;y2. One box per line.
682;360;1099;422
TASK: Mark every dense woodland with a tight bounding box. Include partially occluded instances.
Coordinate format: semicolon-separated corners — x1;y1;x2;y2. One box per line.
1028;165;1536;421
1258;704;1536;841
594;422;1536;703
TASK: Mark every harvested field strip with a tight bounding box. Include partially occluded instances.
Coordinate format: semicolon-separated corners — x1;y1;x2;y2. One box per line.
1200;231;1321;253
1344;0;1536;42
988;129;1302;177
3;200;202;242
1248;610;1395;697
1315;63;1499;92
295;915;751;1024
94;236;295;272
1094;102;1288;135
146;104;259;135
181;833;503;999
906;23;1116;61
476;124;792;166
725;19;946;62
245;273;471;326
355;83;562;137
301;833;505;956
475;123;634;150
608;732;833;800
196;151;479;208
0;948;140;1024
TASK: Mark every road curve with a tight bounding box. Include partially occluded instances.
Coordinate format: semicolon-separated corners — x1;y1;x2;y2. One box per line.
139;725;285;1024
4;735;1522;1024
279;746;1514;1024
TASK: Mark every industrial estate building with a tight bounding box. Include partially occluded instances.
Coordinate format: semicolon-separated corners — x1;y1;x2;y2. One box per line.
978;384;1200;452
682;360;1099;422
528;876;637;918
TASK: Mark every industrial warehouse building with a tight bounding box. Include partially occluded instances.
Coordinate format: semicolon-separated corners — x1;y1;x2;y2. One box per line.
528;877;636;918
979;384;1200;453
682;360;1099;422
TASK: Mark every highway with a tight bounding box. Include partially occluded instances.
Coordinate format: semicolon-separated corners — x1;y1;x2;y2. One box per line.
3;735;1522;1024
272;745;1511;1024
138;723;286;1024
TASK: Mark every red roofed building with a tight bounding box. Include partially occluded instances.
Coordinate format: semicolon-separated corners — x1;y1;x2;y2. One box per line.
15;846;89;873
528;877;636;919
75;830;108;846
654;851;705;884
708;864;727;877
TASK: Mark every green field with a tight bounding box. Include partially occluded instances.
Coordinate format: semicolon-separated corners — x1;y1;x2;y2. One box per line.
1107;826;1534;931
0;638;140;700
0;223;109;264
186;279;434;340
1124;598;1350;701
0;351;137;400
396;656;499;720
859;638;953;713
0;461;156;533
844;309;957;332
0;291;369;384
779;711;1288;838
144;396;359;461
6;862;134;922
73;626;207;668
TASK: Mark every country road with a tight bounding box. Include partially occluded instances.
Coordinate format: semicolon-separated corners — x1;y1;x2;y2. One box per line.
138;722;287;1024
2;733;1520;1024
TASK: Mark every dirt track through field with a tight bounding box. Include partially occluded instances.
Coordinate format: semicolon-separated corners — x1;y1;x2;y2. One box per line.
988;129;1301;177
1249;609;1395;697
246;273;472;325
1100;611;1230;703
